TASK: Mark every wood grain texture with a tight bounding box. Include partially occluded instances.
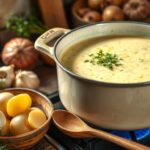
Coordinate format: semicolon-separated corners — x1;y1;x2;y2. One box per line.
38;0;68;28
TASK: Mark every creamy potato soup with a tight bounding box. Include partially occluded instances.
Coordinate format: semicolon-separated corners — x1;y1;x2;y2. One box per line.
61;36;150;83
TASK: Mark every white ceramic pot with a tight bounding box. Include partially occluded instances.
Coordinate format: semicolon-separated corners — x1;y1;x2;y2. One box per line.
35;22;150;130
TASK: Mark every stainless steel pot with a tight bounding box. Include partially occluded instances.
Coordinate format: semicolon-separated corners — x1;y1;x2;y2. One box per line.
35;22;150;130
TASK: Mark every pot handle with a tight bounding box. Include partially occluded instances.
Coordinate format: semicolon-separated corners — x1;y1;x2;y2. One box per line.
34;28;70;59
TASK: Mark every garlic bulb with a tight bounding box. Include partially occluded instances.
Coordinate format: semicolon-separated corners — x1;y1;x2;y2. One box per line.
14;70;40;89
0;65;15;89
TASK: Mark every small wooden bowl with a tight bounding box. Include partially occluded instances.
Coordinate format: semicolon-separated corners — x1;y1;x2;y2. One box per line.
0;88;53;150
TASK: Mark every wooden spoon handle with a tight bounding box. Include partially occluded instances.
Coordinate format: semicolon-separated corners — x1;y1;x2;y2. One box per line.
89;128;150;150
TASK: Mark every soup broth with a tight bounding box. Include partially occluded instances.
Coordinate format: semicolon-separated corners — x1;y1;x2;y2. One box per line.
61;36;150;83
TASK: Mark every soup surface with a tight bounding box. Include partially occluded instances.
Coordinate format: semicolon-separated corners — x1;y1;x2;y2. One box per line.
61;36;150;83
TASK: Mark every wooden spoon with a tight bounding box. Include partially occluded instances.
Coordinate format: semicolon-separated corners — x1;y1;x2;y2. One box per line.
52;110;150;150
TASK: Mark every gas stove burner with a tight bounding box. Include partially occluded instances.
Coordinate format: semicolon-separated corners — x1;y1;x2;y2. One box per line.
111;128;150;141
135;128;150;140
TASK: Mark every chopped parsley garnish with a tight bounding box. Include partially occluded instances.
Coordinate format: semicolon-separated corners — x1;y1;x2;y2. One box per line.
84;49;122;70
139;58;144;62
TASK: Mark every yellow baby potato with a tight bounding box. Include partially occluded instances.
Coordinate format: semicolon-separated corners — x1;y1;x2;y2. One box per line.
10;113;32;136
0;111;10;136
0;110;6;132
0;119;10;136
7;93;32;117
0;92;14;117
28;108;47;129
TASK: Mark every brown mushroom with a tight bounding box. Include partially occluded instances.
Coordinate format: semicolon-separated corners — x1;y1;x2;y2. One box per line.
88;0;104;10
107;0;125;6
102;5;124;21
123;0;150;21
83;11;102;22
